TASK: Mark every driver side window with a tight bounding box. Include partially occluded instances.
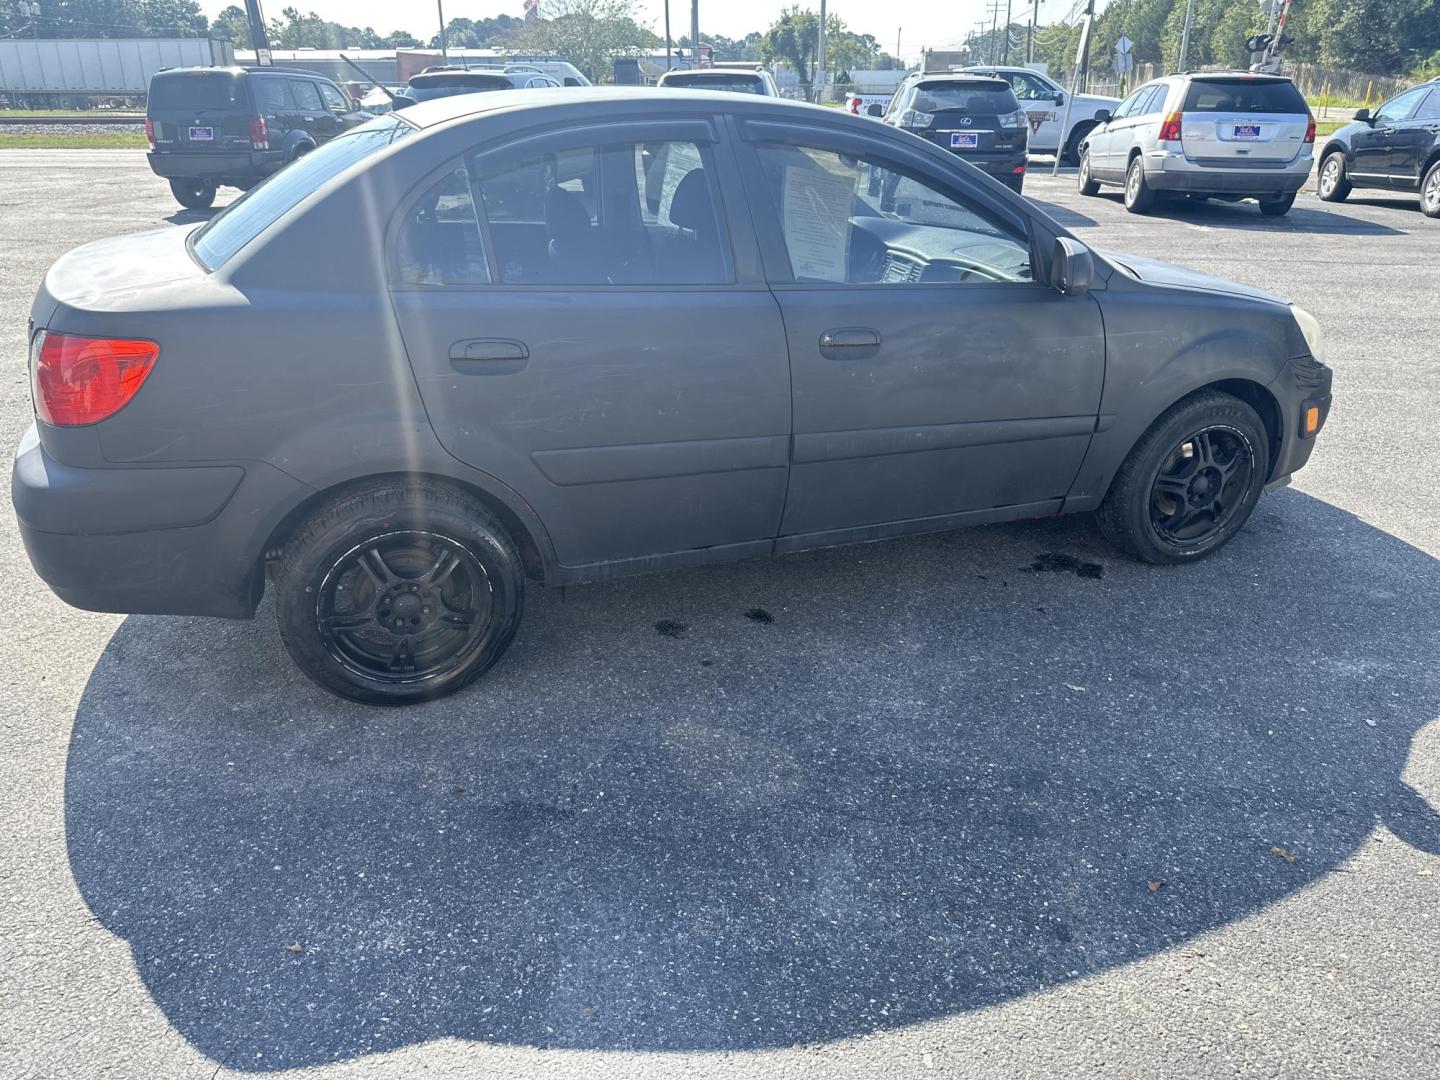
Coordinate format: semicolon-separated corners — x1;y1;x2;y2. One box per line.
1374;87;1428;123
754;143;1033;285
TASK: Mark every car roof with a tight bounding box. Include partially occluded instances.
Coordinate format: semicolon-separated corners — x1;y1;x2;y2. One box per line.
393;85;836;128
1173;70;1294;81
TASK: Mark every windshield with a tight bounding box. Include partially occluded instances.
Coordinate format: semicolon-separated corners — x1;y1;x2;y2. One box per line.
149;72;246;112
191;113;413;269
663;73;765;94
408;80;512;101
912;84;1019;113
1182;78;1307;114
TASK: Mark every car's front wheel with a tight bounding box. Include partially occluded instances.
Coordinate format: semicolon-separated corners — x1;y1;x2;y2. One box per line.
1123;156;1155;213
275;479;525;704
1098;391;1271;564
1421;159;1440;219
1317;152;1352;202
168;177;216;209
1077;147;1100;196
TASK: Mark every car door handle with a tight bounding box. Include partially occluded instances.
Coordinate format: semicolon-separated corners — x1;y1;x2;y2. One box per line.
819;327;881;351
449;339;528;368
1428;126;1440;135
1380;126;1396;136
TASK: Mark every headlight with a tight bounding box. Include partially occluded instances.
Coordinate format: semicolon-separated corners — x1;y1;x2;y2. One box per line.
1290;305;1323;361
899;109;934;129
998;108;1028;129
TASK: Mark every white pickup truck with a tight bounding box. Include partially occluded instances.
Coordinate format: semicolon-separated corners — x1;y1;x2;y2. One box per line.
961;65;1120;163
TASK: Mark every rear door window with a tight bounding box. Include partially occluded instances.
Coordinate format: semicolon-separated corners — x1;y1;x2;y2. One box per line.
1415;90;1440;121
255;78;294;116
291;80;323;113
1182;78;1307;113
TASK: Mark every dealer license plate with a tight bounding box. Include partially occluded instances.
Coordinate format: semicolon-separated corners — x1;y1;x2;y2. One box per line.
950;132;979;149
188;126;214;141
1232;123;1262;140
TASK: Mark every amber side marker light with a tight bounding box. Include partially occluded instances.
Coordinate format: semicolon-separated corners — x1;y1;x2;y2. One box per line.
30;331;159;427
1304;406;1321;434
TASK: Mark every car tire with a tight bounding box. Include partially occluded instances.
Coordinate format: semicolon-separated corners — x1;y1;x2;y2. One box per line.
1077;147;1101;195
1062;122;1095;166
1098;390;1271;565
1422;159;1440;218
1258;193;1297;216
1317;151;1352;202
289;142;316;163
274;479;525;704
168;177;216;210
1123;155;1155;213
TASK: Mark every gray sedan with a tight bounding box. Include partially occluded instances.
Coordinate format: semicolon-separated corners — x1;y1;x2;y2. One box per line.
12;89;1333;703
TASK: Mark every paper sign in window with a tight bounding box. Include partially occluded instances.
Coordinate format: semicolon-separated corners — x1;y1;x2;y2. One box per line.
781;163;853;282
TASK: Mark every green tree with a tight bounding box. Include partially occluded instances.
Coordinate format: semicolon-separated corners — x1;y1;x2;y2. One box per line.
758;7;878;99
380;29;423;48
211;4;250;46
504;0;659;83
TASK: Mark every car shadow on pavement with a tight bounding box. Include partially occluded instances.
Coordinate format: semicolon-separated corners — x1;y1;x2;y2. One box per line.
163;208;221;226
1025;198;1099;229
63;489;1440;1070
1087;192;1406;235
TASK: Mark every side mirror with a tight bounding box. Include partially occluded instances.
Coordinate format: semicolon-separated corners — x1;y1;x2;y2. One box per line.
1092;108;1111;124
867;103;884;117
1053;91;1065;105
1051;237;1094;297
1353;107;1372;124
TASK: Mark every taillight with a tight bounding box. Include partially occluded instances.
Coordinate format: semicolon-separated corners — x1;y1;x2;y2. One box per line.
1158;111;1183;143
1304;112;1316;143
144;117;156;150
30;331;159;427
849;97;860;115
250;115;269;150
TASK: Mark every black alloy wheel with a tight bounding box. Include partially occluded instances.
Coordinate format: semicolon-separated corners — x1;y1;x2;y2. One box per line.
316;531;493;685
1148;427;1256;550
276;479;524;703
1098;390;1270;564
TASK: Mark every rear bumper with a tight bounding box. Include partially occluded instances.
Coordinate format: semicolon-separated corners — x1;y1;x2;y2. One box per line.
11;424;311;619
146;149;283;181
1145;150;1312;195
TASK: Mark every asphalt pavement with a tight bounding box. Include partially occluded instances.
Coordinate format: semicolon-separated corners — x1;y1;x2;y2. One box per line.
1;150;1437;1080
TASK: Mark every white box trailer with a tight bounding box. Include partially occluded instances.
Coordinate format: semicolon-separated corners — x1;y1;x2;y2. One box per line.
0;38;235;98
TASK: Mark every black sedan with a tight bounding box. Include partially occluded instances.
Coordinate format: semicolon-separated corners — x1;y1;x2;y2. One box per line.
13;89;1332;702
1316;76;1440;217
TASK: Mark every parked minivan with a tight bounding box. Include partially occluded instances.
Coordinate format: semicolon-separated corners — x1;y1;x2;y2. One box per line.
146;66;370;209
1078;72;1315;215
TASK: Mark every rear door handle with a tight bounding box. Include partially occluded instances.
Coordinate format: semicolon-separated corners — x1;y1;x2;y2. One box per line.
819;327;881;351
449;338;528;370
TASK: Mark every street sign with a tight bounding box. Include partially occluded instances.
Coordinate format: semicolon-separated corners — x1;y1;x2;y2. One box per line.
1114;35;1134;75
1115;35;1133;56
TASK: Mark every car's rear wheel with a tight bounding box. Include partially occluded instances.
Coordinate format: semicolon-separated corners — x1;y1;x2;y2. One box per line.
1259;193;1297;217
1123;156;1155;213
1077;147;1101;195
1317;152;1351;202
1421;159;1440;218
274;479;524;704
1098;391;1270;565
168;177;216;209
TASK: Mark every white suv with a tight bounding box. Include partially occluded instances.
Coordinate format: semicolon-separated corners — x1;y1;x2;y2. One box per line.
961;65;1119;162
1077;72;1315;216
656;65;780;97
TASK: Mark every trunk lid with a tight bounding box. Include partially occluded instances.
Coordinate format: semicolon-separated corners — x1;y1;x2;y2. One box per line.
147;70;255;153
1178;76;1309;164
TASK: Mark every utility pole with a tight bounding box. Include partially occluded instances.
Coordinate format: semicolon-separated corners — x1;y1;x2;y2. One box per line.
1177;0;1195;72
691;0;700;74
988;2;1000;65
1077;0;1096;89
436;0;448;64
1003;0;1013;65
1028;0;1038;64
896;26;901;67
665;0;672;70
243;0;272;64
816;0;827;103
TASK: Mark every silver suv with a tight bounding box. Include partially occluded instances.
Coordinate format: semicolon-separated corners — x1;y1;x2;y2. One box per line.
1077;72;1315;216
